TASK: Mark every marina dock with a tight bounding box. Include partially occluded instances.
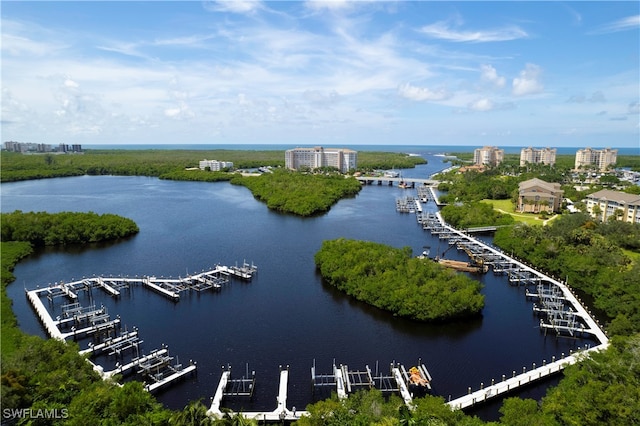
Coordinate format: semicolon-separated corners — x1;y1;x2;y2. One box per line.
311;360;431;404
23;263;258;394
447;346;595;410
208;365;307;422
412;191;610;410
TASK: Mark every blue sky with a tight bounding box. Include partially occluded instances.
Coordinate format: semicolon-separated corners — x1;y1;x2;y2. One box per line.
2;1;639;147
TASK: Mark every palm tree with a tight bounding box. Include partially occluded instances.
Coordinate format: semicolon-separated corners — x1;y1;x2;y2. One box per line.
170;400;213;426
218;409;258;426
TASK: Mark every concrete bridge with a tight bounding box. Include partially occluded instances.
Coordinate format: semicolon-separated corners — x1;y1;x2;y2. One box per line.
357;176;439;186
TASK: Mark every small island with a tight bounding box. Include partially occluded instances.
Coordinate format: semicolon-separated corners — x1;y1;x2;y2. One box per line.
231;170;362;216
314;238;485;321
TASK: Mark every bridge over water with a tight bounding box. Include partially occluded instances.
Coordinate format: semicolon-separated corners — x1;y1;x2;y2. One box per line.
357;176;439;186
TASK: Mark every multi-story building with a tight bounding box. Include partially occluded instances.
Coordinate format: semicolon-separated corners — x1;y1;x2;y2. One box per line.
520;147;556;167
473;146;504;167
585;189;640;223
517;178;563;213
3;141;82;153
199;159;234;171
285;147;357;173
574;147;617;171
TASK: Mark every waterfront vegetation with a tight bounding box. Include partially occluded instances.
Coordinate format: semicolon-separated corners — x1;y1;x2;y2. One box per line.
494;213;640;336
0;149;423;216
314;238;485;321
0;149;425;183
440;201;516;228
2;151;640;424
231;170;363;216
1;211;139;246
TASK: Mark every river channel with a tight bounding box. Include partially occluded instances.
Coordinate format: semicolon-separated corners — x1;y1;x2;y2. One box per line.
1;152;588;419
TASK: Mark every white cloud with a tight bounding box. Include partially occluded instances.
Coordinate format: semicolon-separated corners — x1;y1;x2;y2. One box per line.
202;0;264;14
398;83;449;102
469;98;494;112
2;3;638;147
419;20;528;43
305;0;355;12
590;15;640;34
512;64;544;96
480;64;505;88
467;98;515;112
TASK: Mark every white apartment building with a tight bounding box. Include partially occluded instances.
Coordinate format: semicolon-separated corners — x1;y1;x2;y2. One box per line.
199;159;234;171
473;146;504;167
585;189;640;223
285;147;357;173
520;147;557;167
575;147;617;171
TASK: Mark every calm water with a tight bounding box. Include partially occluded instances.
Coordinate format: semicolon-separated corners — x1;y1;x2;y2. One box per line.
1;153;589;419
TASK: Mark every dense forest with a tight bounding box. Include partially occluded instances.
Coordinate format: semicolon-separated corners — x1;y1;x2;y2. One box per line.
314;238;485;321
1;211;139;246
0;150;425;183
440;201;516;228
231;170;363;216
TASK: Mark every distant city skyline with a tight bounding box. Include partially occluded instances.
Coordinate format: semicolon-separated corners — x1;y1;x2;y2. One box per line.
2;1;639;148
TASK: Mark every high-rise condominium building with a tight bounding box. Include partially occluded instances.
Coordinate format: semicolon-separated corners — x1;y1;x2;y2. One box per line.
574;147;617;171
520;147;557;167
285;147;358;173
473;146;504;167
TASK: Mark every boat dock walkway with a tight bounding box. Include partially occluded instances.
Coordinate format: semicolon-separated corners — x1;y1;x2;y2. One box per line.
24;264;216;394
420;211;608;343
447;345;596;410
103;348;169;379
26;261;257;304
208;365;307;422
311;360;432;404
412;195;609;410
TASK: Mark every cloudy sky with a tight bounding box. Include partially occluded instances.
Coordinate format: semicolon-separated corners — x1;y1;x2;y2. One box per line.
2;1;639;147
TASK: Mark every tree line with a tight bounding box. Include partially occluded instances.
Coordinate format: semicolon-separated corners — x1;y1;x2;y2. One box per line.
314;238;485;321
1;211;139;246
1;149;426;183
440;201;516;228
